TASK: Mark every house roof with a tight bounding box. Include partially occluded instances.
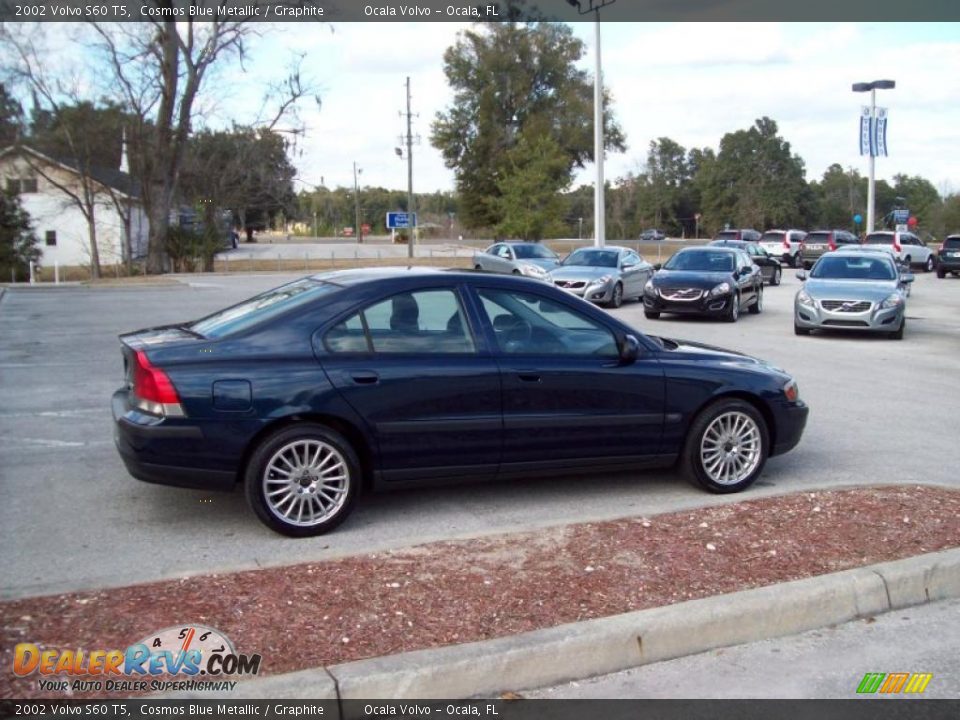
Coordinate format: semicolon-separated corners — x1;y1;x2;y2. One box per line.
0;144;141;199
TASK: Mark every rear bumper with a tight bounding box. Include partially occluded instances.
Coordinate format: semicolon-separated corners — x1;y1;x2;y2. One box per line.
937;256;960;272
112;390;236;491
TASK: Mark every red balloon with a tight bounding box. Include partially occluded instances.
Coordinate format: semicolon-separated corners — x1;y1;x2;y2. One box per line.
908;216;918;227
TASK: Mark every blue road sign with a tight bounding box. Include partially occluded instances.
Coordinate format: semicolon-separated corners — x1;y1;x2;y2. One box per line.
386;212;417;229
893;209;909;224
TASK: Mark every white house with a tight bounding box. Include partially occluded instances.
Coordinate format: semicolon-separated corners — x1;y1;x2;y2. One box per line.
0;145;149;269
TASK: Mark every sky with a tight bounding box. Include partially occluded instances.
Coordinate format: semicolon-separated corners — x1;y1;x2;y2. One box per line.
215;21;959;198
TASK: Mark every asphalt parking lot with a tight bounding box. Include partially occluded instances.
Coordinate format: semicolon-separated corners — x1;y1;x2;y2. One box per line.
1;269;958;600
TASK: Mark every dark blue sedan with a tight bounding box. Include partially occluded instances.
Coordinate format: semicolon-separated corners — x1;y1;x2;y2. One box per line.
113;268;809;536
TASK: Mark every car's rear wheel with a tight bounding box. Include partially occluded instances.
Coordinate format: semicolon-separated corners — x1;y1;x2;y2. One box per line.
681;399;769;494
749;286;763;314
924;256;935;272
245;423;360;537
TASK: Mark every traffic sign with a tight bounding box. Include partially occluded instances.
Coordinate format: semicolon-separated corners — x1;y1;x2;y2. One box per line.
893;209;909;224
386;212;417;229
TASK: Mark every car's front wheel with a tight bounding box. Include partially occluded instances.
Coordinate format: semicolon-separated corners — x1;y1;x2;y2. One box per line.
245;423;360;537
723;293;740;322
924;256;935;272
681;399;769;493
771;267;781;286
889;317;905;341
608;282;623;308
644;310;660;319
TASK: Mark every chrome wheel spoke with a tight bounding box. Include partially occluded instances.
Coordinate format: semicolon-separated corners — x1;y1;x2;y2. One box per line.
263;438;351;527
699;411;762;486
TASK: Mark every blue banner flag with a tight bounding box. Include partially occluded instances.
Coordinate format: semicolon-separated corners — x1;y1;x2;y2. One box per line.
875;107;888;157
860;106;872;156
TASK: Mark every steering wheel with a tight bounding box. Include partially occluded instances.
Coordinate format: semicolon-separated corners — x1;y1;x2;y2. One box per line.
503;318;533;353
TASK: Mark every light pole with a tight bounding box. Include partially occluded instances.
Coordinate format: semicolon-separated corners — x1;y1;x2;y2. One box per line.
852;79;895;233
353;161;363;244
568;0;616;248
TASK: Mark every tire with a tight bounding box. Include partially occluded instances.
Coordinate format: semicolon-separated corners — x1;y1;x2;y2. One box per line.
723;293;740;323
474;265;483;271
903;255;911;268
937;266;946;279
791;253;800;269
748;286;763;314
680;399;769;494
771;266;781;286
244;423;361;537
512;269;521;275
644;310;660;320
608;282;623;308
924;256;935;272
889;316;905;341
794;323;811;336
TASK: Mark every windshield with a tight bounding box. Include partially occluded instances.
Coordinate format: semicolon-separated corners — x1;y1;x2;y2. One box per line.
811;256;896;281
663;250;735;273
864;233;895;245
563;248;619;268
191;278;339;338
513;243;558;260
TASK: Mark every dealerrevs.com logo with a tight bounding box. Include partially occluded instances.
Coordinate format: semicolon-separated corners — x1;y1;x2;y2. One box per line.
13;625;261;694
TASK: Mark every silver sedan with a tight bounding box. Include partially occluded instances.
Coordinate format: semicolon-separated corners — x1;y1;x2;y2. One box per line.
472;242;560;282
548;246;655;308
794;250;914;340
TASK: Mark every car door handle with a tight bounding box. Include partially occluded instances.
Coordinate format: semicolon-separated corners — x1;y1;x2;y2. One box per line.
350;371;379;385
517;371;541;383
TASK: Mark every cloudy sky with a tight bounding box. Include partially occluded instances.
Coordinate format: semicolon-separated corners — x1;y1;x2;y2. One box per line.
217;21;959;197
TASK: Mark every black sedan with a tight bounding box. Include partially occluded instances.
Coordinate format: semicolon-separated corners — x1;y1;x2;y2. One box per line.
709;239;783;285
643;247;764;322
113;268;807;537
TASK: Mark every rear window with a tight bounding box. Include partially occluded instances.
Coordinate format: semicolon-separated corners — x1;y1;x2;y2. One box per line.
805;232;832;243
761;232;785;242
943;237;960;249
865;233;895;245
715;231;739;240
190;278;339;339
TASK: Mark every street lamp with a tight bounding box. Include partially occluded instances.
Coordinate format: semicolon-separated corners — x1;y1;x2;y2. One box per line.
353;161;363;244
852;79;895;233
567;0;617;248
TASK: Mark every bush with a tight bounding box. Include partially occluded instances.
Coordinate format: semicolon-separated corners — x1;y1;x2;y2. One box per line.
0;191;41;282
166;226;224;272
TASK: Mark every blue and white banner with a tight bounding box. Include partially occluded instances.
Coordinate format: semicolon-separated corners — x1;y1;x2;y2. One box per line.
874;107;888;157
859;106;872;156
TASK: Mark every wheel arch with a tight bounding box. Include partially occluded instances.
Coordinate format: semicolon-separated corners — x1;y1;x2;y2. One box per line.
237;413;375;492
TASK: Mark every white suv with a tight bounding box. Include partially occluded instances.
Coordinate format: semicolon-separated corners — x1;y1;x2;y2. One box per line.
863;231;936;272
760;229;806;268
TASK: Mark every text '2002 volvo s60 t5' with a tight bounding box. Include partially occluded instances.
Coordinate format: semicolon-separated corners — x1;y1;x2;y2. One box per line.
113;268;809;536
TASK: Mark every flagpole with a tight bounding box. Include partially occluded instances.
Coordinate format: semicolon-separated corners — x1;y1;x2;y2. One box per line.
867;87;876;233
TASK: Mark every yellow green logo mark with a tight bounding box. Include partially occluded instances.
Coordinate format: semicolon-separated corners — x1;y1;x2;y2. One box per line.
857;672;933;694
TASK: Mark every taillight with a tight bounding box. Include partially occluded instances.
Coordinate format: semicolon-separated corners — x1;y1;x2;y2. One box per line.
783;236;791;250
132;350;183;416
827;232;836;251
939;244;945;253
893;235;902;253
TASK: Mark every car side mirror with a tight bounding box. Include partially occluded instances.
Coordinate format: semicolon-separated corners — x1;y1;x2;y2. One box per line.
901;273;915;284
618;334;641;364
796;270;808;281
653;263;662;271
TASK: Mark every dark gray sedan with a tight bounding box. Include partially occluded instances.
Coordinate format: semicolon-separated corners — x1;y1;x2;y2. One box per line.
794;250;913;340
549;246;654;308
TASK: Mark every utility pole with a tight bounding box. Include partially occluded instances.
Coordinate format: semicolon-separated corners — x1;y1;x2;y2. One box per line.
405;77;416;259
353;161;363;244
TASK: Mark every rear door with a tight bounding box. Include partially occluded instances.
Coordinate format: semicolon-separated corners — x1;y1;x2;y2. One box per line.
318;286;502;482
471;285;665;468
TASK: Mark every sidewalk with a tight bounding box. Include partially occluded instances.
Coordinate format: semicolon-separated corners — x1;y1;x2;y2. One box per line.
2;485;958;699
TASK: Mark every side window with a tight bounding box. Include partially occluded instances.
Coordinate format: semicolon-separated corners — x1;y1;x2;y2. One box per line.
484;244;498;255
326;289;475;354
497;245;513;259
478;288;617;357
625;251;643;266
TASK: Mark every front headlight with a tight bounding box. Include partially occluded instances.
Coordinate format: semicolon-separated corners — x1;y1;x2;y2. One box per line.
519;263;546;277
709;282;731;297
644;279;654;292
589;274;613;286
880;293;903;309
796;290;814;306
783;379;799;402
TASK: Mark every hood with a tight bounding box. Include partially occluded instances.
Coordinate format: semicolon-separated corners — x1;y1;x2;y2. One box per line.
651;270;733;289
549;265;616;281
802;279;899;301
652;336;788;375
522;258;561;271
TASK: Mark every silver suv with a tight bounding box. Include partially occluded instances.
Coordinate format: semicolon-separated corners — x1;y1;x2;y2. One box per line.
760;229;806;268
863;231;936;272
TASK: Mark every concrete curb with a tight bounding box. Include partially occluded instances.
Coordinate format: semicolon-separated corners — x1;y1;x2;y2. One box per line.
183;547;960;701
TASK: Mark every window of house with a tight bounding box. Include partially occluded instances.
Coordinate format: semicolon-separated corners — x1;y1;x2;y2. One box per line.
6;178;38;194
45;231;57;247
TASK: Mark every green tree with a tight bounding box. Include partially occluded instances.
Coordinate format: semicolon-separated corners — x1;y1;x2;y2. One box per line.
431;22;625;230
811;164;864;229
697;117;814;234
0;83;24;146
494;133;569;240
891;173;941;230
0;190;40;282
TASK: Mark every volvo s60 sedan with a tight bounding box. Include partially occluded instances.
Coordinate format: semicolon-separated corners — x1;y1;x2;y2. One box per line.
642;247;764;322
548;246;654;308
472;241;560;281
113;268;808;536
794;250;913;339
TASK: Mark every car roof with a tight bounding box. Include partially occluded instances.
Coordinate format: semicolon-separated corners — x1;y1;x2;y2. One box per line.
710;239;749;246
569;245;629;253
308;266;453;286
681;245;740;253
